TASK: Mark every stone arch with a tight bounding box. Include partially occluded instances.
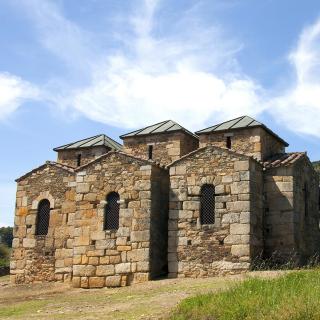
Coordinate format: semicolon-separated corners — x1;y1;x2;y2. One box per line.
32;191;55;210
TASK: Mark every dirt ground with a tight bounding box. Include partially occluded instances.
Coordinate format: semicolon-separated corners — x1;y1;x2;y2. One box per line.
0;271;285;320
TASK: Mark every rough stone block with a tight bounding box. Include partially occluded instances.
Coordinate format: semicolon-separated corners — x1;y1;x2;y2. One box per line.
22;238;36;248
115;263;131;274
73;265;96;277
234;161;249;171
96;265;115;276
231;244;250;257
106;275;121;287
230;223;250;235
89;277;105;288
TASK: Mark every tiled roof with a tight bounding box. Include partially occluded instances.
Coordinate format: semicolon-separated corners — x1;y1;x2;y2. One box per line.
53;134;122;152
263;152;305;169
120;120;198;139
195;115;289;147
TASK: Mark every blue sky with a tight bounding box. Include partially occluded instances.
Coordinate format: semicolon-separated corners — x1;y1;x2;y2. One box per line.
1;0;320;226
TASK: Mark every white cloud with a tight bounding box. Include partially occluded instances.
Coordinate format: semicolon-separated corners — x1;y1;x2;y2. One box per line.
16;0;95;70
0;73;39;120
6;0;320;138
70;0;264;130
270;18;320;137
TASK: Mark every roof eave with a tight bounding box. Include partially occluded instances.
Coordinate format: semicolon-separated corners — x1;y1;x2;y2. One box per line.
196;125;289;147
120;129;199;140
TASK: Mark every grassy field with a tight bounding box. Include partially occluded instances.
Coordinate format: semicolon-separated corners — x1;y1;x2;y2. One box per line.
170;269;320;320
0;271;286;320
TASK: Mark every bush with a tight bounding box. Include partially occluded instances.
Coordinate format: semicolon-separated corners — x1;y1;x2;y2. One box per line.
0;227;13;247
0;244;10;267
170;269;320;320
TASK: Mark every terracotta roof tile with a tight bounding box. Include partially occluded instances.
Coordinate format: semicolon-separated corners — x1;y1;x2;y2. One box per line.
263;152;305;169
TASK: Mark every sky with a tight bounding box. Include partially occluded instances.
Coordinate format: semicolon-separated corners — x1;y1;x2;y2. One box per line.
1;0;320;226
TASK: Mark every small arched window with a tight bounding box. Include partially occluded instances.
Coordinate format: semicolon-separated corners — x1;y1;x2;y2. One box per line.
104;192;120;230
36;199;51;235
200;184;215;225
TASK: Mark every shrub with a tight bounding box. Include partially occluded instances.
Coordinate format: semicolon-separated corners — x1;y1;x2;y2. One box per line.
0;244;10;267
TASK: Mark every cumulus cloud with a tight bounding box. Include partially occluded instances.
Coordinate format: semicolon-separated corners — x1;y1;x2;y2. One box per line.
70;0;264;130
270;19;320;137
0;73;39;120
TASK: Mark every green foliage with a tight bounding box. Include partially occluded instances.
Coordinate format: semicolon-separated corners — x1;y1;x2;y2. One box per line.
0;244;10;267
0;226;13;247
170;269;320;320
312;161;320;176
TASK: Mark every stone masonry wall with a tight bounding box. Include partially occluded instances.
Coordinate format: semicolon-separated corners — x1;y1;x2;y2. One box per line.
57;146;110;168
168;146;261;278
71;153;168;288
11;164;75;284
122;132;199;166
199;127;285;161
292;158;320;263
264;166;295;261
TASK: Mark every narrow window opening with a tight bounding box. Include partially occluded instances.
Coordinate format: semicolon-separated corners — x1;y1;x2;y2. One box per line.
200;184;215;225
226;136;232;149
304;183;308;217
77;154;82;167
148;145;153;160
104;192;120;230
36;199;50;235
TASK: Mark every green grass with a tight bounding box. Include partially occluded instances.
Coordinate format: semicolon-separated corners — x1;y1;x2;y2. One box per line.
170;269;320;320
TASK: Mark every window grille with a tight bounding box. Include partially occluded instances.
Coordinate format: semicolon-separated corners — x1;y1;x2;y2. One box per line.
200;184;215;225
36;199;50;235
104;192;120;230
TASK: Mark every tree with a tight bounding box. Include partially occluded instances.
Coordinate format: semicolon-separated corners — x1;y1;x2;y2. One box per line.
0;227;13;247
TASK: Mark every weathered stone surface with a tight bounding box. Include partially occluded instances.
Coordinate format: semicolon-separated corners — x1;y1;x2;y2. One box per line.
115;263;131;274
96;265;115;276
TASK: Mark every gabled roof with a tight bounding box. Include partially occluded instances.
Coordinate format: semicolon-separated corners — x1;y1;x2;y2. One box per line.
195;115;289;147
75;150;166;170
120;120;198;139
53;134;122;152
166;145;260;168
263;152;305;169
16;161;74;182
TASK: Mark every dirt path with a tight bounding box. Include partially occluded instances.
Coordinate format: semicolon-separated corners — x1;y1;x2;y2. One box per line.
0;271;284;320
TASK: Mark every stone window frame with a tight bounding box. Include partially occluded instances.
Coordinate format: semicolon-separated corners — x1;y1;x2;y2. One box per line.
103;192;121;231
31;192;55;237
200;184;216;226
196;177;222;230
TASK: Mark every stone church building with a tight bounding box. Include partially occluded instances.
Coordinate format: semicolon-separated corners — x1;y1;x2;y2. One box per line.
10;116;320;288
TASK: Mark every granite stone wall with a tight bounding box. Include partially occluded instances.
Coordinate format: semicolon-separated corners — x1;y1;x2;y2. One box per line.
11;163;75;284
57;146;111;168
70;153;168;288
292;157;320;263
167;146;263;278
199;127;285;161
122;132;199;166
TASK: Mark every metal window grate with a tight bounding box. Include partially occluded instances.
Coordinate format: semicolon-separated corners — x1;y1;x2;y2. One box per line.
104;192;120;230
200;184;215;225
36;199;50;235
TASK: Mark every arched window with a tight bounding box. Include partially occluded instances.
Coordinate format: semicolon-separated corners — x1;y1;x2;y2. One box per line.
36;199;51;235
104;192;120;230
200;184;215;225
